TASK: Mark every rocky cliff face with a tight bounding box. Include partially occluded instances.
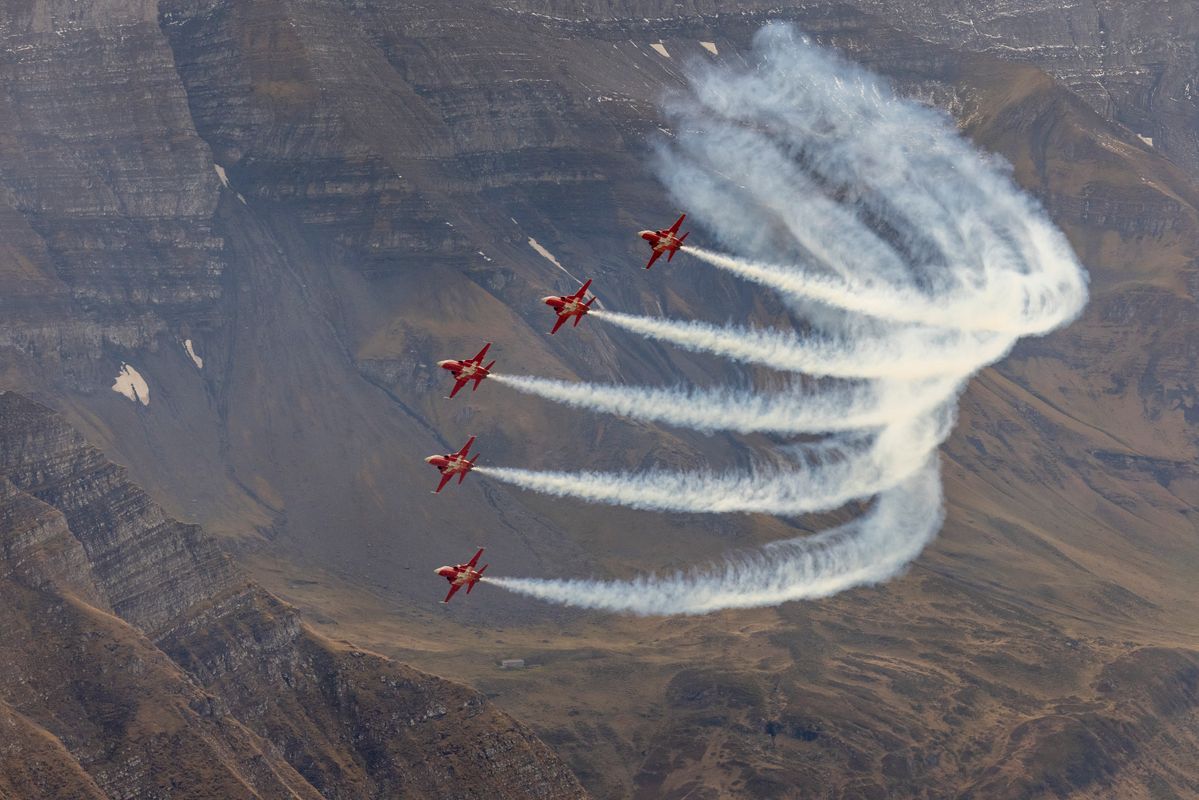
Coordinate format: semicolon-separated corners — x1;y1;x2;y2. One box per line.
849;0;1199;182
0;391;587;799
0;2;224;392
1;1;1198;799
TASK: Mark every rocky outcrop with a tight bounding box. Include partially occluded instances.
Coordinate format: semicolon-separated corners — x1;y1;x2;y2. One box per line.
0;391;588;800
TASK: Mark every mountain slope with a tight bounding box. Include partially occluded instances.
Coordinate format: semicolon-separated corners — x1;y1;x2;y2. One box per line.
0;391;587;800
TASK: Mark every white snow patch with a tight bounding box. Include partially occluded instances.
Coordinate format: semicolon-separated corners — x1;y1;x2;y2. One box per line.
213;164;230;188
1137;134;1154;147
700;41;718;55
650;42;670;58
184;339;203;369
236;193;247;204
112;363;150;406
477;250;493;262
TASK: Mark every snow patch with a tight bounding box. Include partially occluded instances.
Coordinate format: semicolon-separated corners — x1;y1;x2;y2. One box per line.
112;363;150;406
184;339;203;369
650;42;670;58
213;164;230;188
700;41;718;55
1137;134;1154;147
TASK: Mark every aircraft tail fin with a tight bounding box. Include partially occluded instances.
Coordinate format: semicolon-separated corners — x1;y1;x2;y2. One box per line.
468;565;488;593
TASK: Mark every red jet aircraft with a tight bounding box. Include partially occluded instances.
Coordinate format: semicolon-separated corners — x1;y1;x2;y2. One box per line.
435;548;488;603
542;279;595;334
438;342;496;398
424;435;479;493
639;213;689;269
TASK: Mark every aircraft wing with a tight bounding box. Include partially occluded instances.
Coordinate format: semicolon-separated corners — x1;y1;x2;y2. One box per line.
570;279;592;301
442;583;462;603
668;213;686;234
551;314;568;334
470;342;491;364
467;548;484;568
455;436;475;457
435;472;454;493
449;378;469;398
645;249;662;269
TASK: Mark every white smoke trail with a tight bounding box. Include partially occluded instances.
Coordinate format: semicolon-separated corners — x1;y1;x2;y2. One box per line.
488;465;942;615
478;405;954;515
491;373;960;434
590;309;1015;379
482;25;1086;615
681;245;1078;336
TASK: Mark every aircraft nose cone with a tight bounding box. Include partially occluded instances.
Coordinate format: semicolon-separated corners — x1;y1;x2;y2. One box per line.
639;231;654;240
424;456;437;463
436;360;453;368
541;296;557;304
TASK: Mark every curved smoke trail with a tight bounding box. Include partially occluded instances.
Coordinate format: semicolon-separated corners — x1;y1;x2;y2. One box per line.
588;308;1016;379
489;466;944;615
490;373;960;435
479;25;1087;614
484;406;954;515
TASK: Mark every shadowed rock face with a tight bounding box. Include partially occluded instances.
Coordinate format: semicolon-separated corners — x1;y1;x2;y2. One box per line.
1;1;1198;799
0;391;588;800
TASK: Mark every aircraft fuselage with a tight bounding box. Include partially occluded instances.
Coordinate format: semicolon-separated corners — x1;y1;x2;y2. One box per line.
641;229;681;252
425;453;470;474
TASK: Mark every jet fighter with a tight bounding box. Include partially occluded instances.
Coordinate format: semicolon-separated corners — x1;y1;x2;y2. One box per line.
435;548;488;603
542;279;595;334
438;342;495;398
424;435;479;493
639;213;689;269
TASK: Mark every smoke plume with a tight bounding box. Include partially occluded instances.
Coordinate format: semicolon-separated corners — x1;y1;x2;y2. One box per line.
483;26;1086;614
